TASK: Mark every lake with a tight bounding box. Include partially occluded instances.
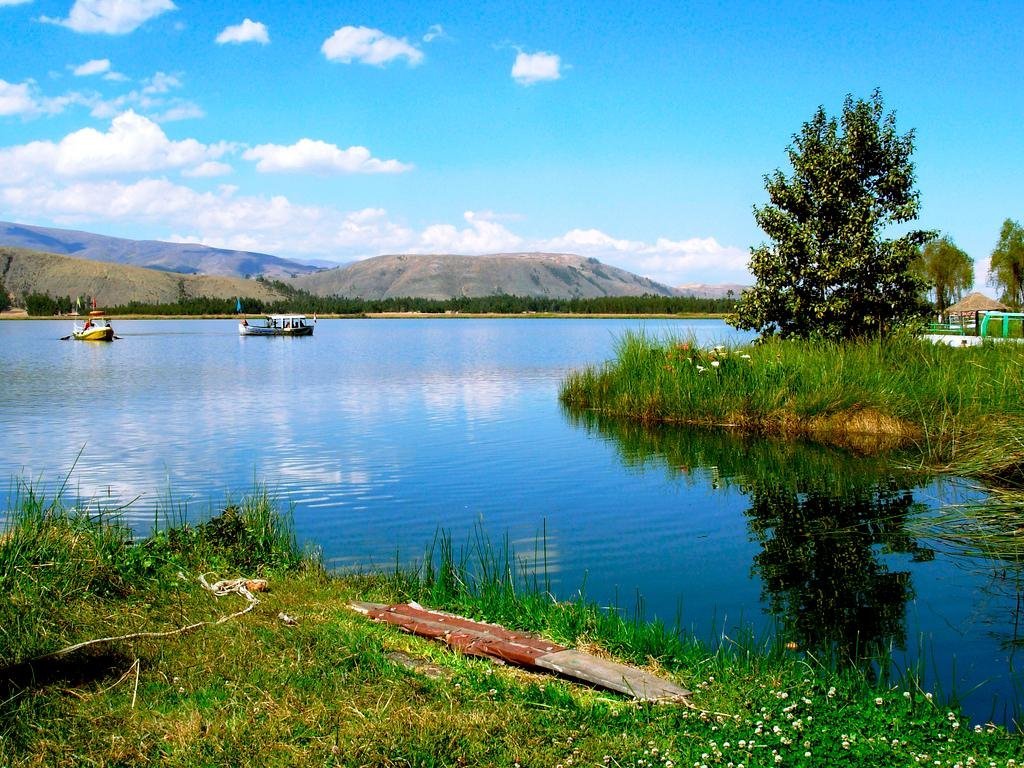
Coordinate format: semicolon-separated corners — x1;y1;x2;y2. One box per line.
1;317;1020;726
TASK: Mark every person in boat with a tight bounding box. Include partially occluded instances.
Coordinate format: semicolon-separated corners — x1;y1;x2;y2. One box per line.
83;319;92;330
242;318;248;326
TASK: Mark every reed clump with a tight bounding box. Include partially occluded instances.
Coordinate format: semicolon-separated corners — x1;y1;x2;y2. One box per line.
560;332;1024;479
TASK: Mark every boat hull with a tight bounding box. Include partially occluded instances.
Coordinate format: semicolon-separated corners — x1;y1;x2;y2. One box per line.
238;324;314;336
72;326;114;341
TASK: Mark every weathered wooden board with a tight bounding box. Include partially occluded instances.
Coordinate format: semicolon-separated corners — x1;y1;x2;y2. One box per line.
349;601;690;701
535;649;690;700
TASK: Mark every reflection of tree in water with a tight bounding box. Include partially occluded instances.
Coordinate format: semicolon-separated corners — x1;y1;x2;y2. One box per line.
748;480;932;662
564;408;934;663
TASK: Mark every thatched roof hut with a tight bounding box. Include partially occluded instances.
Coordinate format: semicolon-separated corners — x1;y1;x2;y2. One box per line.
944;292;1008;319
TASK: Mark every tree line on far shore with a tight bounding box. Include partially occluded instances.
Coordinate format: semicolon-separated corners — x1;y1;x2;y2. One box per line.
14;285;739;317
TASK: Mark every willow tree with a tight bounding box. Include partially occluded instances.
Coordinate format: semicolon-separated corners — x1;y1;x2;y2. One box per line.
914;235;973;314
989;218;1024;309
730;90;933;340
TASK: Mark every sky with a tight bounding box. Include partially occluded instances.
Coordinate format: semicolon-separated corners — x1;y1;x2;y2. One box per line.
0;0;1020;288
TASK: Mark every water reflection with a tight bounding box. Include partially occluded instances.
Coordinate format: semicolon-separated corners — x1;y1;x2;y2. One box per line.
565;410;936;663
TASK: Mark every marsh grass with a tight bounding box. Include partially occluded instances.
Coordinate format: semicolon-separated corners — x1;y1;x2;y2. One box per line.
560;332;1024;478
0;480;305;666
3;497;1024;765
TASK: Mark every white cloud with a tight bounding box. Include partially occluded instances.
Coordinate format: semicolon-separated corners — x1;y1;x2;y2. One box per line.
87;71;201;123
0;111;232;181
142;71;180;94
422;24;444;42
243;138;412;175
539;230;749;286
0;0;33;5
41;0;176;34
417;211;524;253
215;18;268;45
511;51;561;85
151;102;204;122
546;228;643;252
181;161;232;178
321;26;423;66
0;78;91;116
0;79;36;115
72;59;111;76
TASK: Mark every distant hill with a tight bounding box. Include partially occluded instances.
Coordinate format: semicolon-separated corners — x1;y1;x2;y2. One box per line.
289;253;680;300
675;283;748;299
0;247;293;306
0;220;318;279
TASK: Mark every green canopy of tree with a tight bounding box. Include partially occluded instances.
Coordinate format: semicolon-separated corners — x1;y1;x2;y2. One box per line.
913;234;973;314
0;275;9;312
730;90;933;340
989;218;1024;309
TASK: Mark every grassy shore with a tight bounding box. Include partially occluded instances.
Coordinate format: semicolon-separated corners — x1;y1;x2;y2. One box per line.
559;332;1024;481
2;488;1023;766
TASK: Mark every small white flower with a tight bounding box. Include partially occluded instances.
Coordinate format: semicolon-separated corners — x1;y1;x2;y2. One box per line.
711;360;720;367
875;697;884;706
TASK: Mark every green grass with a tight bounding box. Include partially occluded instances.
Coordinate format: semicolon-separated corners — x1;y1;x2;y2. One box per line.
3;492;1024;766
560;332;1024;481
0;480;304;666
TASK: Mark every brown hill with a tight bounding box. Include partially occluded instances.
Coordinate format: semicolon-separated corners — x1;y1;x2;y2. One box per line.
0;247;292;307
289;253;679;300
0;220;318;278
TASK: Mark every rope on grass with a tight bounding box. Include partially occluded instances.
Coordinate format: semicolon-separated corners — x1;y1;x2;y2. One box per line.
29;574;268;662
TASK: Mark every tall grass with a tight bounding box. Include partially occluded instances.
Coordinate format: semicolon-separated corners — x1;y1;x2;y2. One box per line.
0;480;305;665
560;332;1024;479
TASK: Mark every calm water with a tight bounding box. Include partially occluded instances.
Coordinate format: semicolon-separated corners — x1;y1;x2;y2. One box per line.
2;317;1021;725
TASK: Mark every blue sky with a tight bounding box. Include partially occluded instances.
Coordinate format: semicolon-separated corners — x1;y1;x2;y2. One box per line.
0;0;1020;287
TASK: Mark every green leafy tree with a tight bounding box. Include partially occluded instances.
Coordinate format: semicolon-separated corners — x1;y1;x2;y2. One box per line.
0;275;9;312
989;218;1024;309
913;234;973;314
730;90;933;339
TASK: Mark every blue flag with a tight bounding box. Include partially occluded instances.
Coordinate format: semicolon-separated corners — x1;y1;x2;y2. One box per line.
236;297;242;313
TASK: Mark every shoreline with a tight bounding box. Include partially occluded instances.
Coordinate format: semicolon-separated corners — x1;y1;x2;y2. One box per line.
3;493;1022;764
1;311;727;321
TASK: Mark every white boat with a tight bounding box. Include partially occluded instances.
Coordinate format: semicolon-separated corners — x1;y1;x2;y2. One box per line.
239;314;315;336
71;310;115;341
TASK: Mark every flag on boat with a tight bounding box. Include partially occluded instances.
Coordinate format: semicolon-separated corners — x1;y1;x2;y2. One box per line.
236;297;242;313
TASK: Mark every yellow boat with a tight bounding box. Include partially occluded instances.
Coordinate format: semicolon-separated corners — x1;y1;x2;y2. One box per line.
72;310;115;341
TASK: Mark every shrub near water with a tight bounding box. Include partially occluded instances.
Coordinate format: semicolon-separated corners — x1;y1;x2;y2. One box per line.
560;332;1024;477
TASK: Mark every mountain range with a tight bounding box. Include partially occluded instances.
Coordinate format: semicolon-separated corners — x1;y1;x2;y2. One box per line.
0;220;746;302
0;220;318;279
288;253;679;300
0;246;293;307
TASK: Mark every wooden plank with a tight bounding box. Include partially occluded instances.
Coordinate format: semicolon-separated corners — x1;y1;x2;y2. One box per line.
535;649;691;701
350;601;690;701
351;601;564;665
